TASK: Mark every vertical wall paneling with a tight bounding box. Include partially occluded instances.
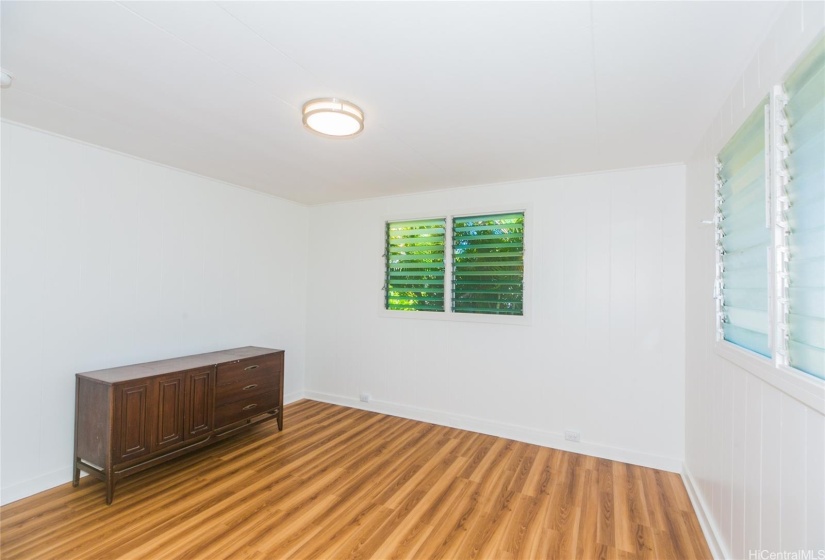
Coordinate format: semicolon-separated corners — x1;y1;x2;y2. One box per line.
807;411;825;553
730;369;748;560
683;4;825;557
760;387;782;554
305;164;686;471
779;394;807;552
743;376;762;553
718;361;734;550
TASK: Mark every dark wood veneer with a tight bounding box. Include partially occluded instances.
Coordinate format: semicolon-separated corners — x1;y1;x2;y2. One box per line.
73;346;284;504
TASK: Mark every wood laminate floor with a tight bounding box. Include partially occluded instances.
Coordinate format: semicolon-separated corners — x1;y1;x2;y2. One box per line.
0;400;711;560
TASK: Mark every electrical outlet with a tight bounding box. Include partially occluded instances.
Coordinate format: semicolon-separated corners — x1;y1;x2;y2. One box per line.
359;393;371;403
564;430;581;443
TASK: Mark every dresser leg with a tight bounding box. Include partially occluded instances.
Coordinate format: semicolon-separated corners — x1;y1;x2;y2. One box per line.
72;460;80;487
106;479;115;506
105;474;115;505
277;408;283;431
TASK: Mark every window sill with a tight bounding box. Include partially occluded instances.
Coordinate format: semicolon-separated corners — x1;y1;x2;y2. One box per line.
715;341;825;413
378;309;532;326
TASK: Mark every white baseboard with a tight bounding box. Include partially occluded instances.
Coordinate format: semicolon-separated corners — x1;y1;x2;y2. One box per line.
0;467;79;506
1;391;681;506
302;390;683;473
284;390;305;405
1;390;309;506
682;465;727;560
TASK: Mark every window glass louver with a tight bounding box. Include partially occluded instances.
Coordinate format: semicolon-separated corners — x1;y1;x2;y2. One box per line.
452;213;525;316
385;219;446;312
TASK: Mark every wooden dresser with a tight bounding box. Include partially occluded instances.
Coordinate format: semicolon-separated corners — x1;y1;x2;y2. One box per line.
73;346;284;504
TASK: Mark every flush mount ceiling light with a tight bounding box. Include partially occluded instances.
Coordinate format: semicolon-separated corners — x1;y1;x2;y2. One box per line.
0;69;13;89
302;98;364;138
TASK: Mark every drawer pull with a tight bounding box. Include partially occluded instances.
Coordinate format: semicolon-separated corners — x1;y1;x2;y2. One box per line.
244;365;260;371
243;384;258;391
242;403;258;411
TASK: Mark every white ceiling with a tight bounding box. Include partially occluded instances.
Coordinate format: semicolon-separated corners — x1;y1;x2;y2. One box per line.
1;1;783;205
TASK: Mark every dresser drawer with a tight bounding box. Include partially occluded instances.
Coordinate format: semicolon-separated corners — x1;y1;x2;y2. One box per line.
216;354;283;390
214;390;279;429
216;372;275;404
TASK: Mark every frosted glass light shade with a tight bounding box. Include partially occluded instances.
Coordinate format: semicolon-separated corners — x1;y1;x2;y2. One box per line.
302;98;364;137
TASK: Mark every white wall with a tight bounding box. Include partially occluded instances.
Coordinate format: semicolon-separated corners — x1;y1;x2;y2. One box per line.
1;124;687;507
0;122;309;504
305;164;686;472
683;3;825;559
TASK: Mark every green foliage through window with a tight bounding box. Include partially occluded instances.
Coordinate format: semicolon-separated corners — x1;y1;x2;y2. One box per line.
385;219;446;311
452;213;525;316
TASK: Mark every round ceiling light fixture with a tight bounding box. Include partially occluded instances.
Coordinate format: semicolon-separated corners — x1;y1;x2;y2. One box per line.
302;98;364;138
0;69;14;89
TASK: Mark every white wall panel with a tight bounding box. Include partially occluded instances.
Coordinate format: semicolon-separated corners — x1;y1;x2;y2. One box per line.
761;387;782;555
305;165;686;470
808;412;825;553
743;376;762;555
0;122;309;504
717;361;734;551
683;3;825;558
780;395;808;552
731;368;747;560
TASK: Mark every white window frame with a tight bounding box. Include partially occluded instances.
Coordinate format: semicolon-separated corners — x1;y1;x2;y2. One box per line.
379;205;532;326
714;76;825;414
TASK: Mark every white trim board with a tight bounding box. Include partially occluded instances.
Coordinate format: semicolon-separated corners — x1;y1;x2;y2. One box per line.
0;390;307;507
682;466;727;560
303;390;684;473
716;341;825;414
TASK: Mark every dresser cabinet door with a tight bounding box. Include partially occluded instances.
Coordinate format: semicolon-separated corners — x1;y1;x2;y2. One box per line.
185;367;214;439
114;381;152;463
154;373;186;451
